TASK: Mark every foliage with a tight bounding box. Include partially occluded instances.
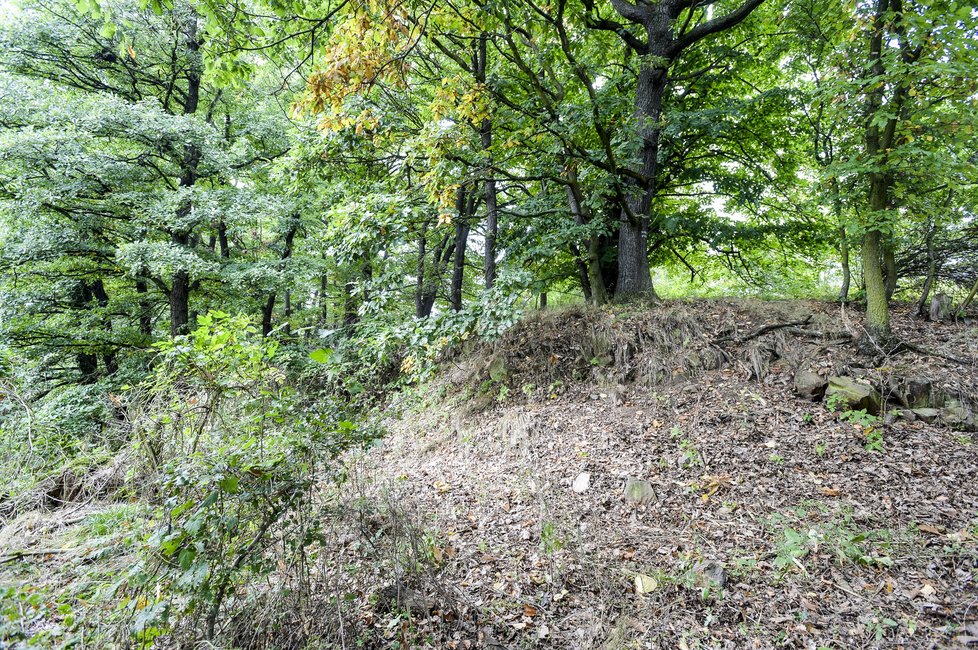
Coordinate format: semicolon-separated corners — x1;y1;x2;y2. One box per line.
118;312;375;642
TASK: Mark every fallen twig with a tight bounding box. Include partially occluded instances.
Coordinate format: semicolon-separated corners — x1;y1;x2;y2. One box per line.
0;548;75;564
715;316;813;344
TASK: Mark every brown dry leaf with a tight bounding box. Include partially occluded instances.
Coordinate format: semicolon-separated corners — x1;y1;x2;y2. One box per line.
820;487;841;497
523;604;537;617
918;523;943;536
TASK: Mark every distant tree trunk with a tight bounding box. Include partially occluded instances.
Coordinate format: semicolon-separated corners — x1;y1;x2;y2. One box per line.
343;276;358;327
539;292;547;309
261;294;275;337
283;289;291;336
450;186;471;313
961;273;978;312
415;219;430;318
135;279;152;336
839;229;851;303
169;267;191;337
474;33;498;290
168;16;202;338
89;279;117;374
319;273;328;323
565;163;609;305
217;221;230;258
916;220;937;318
260;218;299;336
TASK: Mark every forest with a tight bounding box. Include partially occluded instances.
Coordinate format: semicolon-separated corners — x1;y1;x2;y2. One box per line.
0;0;977;647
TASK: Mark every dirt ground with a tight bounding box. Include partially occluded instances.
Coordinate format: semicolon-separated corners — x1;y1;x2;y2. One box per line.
350;300;978;649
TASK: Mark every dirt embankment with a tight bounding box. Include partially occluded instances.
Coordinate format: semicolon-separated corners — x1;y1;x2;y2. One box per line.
353;300;978;649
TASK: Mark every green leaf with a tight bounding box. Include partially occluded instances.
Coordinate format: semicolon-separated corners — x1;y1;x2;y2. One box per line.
309;348;333;364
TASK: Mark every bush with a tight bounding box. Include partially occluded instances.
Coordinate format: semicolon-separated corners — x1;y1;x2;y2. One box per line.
119;312;376;645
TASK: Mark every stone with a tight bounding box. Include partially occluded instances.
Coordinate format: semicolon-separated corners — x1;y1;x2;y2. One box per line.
942;403;977;431
488;354;509;382
911;408;941;424
826;376;882;415
693;560;726;590
623;478;656;507
794;370;828;401
572;472;591;493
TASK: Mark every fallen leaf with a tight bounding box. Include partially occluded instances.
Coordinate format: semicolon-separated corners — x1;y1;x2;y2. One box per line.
918;524;943;536
820;487;841;497
523;604;537;617
634;574;658;594
920;583;936;598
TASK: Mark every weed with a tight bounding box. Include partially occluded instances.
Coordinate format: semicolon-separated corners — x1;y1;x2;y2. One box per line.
815;441;827;457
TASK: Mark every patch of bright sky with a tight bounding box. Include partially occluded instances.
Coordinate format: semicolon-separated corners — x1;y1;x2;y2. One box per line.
0;0;20;23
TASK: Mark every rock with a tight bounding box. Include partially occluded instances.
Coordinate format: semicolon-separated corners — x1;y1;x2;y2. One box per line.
374;584;440;615
488;354;509;382
826;376;882;415
623;478;656;506
911;408;941;424
905;378;933;409
572;472;591;493
942;403;977;431
693;560;726;591
794;370;828;401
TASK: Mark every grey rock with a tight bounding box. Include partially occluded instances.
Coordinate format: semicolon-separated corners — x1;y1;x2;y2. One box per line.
623;478;656;507
826;376;882;415
911;407;941;424
942;403;978;431
794;370;828;401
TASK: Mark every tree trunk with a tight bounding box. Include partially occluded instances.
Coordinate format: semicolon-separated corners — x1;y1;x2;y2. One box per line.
839;228;851;303
616;66;666;300
883;231;897;301
319;272;328;323
415;220;429;318
135;279;152;336
565;163;609;305
450;185;471;312
473;33;498;290
170;269;191;336
916;220;937;317
450;220;470;313
862;176;891;342
218;220;230;258
167;14;202;338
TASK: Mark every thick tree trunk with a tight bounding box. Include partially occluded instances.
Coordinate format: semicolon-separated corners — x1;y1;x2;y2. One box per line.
170;269;191;336
863;174;891;343
616;66;666;300
474;33;498;290
218;220;230;258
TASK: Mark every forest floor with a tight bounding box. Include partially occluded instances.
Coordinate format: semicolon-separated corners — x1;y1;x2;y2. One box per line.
1;299;977;649
344;299;978;649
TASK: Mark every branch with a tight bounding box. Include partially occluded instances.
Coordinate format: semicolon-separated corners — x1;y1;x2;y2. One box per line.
668;0;766;57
